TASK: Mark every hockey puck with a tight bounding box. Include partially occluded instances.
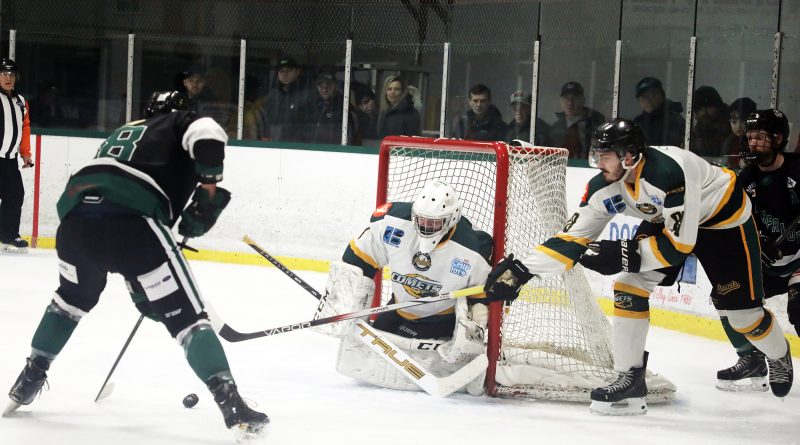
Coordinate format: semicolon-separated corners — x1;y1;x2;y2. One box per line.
182;393;199;408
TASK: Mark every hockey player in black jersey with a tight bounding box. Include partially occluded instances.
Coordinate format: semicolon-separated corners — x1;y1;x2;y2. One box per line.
716;109;798;393
3;91;268;438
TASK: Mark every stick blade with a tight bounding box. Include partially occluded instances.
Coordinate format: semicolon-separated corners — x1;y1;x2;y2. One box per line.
94;381;115;402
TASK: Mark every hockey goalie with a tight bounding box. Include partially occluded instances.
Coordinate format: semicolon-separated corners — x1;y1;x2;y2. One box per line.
312;179;512;395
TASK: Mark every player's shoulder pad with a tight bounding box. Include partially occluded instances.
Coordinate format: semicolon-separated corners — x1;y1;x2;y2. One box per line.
450;217;493;262
640;146;684;191
183;115;228;148
782;153;800;176
581;173;610;207
370;201;412;222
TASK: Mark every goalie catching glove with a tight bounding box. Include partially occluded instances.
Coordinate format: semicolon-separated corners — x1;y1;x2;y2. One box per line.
483;254;534;302
178;185;231;238
579;239;641;275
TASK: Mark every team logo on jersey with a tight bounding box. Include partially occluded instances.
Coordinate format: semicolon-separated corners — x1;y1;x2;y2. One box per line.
650;215;665;224
602;194;626;214
450;258;472;276
745;183;756;198
390;272;443;298
412;251;432;271
636;203;658;215
788;177;796;189
382;226;404;247
373;203;392;218
650;196;663;206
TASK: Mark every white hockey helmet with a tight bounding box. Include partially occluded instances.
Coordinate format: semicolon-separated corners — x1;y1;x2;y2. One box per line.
411;180;462;253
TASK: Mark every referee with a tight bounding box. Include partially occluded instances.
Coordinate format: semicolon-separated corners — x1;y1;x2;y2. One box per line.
0;58;32;252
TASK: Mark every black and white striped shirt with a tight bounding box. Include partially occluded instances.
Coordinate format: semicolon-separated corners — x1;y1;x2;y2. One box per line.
0;90;29;159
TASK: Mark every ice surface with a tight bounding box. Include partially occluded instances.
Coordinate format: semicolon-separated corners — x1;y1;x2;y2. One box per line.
1;250;798;445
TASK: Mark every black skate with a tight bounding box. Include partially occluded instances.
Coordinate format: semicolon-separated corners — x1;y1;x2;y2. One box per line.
715;350;768;393
208;377;269;441
767;340;794;398
590;352;648;416
1;236;28;253
4;356;50;416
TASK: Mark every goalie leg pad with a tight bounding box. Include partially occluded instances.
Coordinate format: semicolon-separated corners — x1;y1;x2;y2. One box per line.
313;261;374;337
336;323;479;393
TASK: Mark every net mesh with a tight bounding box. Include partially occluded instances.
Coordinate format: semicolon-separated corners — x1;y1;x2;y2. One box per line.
378;137;618;400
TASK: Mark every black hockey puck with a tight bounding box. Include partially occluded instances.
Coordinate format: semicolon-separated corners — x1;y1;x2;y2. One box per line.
182;393;199;408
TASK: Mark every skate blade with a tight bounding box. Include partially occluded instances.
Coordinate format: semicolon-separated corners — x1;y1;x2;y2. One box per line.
0;245;27;254
2;401;22;417
589;397;647;416
231;422;267;443
715;377;768;393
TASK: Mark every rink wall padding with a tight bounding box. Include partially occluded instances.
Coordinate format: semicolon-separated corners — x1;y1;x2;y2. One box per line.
20;131;799;355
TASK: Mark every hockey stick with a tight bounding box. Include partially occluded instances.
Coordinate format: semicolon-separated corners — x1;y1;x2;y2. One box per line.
217;285;484;342
352;321;488;397
775;214;800;246
94;314;145;402
95;236;194;401
243;234;322;300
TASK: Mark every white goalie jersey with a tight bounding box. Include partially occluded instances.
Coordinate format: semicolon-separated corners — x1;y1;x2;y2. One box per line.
342;201;493;319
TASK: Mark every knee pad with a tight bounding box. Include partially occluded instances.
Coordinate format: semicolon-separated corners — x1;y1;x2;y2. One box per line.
51;291;87;322
612;290;650;319
727;308;774;340
136;262;203;337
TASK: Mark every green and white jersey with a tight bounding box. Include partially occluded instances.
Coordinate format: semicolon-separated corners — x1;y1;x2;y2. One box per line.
57;111;227;225
343;202;493;320
522;146;750;276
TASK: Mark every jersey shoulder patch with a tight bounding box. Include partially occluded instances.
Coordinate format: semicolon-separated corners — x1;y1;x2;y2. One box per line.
582;173;610;207
641;146;684;191
450;217;493;262
370;201;412;222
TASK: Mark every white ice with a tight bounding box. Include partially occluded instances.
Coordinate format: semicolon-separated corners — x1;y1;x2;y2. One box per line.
1;249;798;445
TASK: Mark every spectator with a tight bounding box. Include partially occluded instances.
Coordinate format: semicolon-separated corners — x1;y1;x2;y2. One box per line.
262;57;308;142
452;84;507;141
0;58;32;251
377;76;421;139
225;74;267;141
722;97;757;169
690;86;731;158
547;81;606;159
302;71;355;145
173;70;206;113
505;90;550;145
354;86;379;142
632;77;685;147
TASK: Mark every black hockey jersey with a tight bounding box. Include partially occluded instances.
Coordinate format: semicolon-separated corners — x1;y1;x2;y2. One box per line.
57;112;227;225
738;153;800;276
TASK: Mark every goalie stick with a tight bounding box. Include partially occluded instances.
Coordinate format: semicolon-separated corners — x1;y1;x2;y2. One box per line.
218;285;484;342
352;321;488;397
237;236;488;395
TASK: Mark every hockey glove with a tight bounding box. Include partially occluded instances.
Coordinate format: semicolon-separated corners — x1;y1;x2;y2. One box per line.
484;254;535;302
759;233;782;266
579;239;641;275
178;186;231;238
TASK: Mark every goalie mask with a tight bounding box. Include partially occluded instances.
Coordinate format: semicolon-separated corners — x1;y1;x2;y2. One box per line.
145;90;188;118
741;109;790;167
588;118;646;171
411;180;462;254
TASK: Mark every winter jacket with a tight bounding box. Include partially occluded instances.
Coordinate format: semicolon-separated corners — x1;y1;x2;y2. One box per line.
377;95;421;139
452;105;508;141
506;118;551;146
547;107;606;159
262;81;309;142
633;99;686;147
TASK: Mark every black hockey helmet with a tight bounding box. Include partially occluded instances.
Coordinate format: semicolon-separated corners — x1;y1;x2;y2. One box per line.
0;58;17;73
145;91;187;118
589;118;646;167
741;108;790;165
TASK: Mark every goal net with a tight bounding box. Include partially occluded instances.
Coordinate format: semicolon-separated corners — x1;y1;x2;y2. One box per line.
375;136;675;402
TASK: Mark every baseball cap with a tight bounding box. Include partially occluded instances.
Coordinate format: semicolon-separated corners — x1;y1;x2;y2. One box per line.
316;72;336;85
560;81;584;97
277;57;298;69
635;77;663;97
510;90;532;105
